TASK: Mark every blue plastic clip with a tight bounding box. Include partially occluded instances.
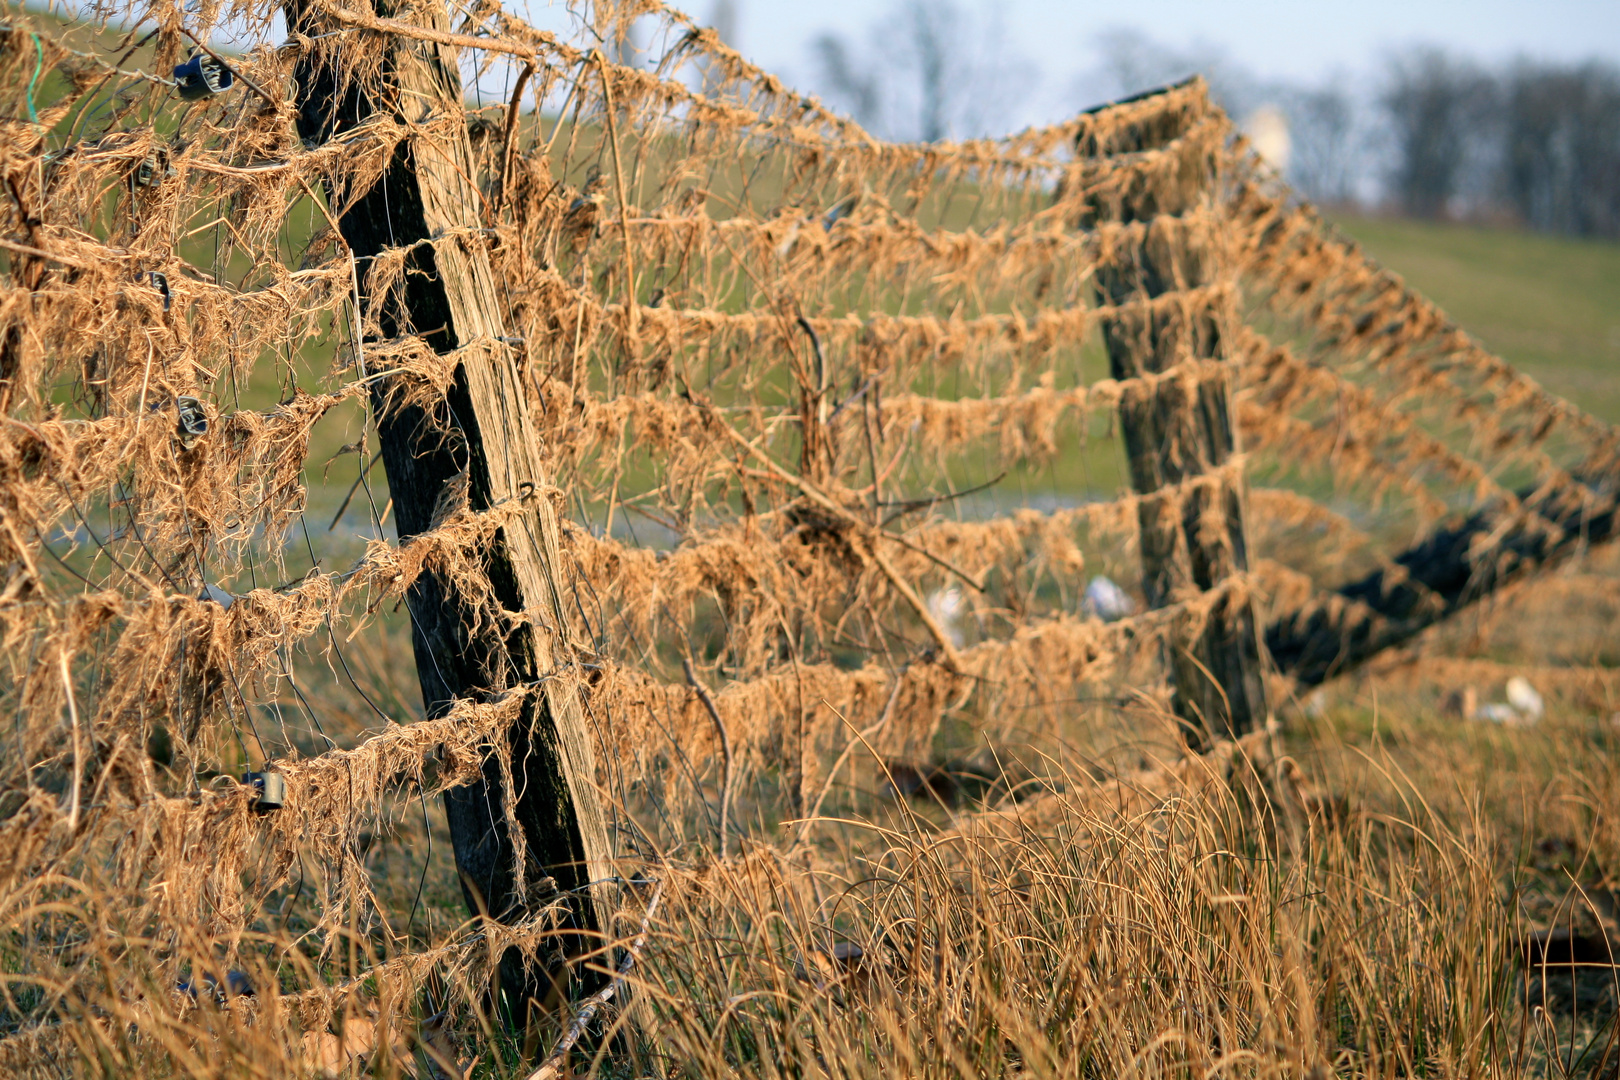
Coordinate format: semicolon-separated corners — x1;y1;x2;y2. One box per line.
173;53;234;100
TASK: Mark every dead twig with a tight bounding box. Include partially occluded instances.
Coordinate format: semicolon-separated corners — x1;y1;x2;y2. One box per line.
683;657;733;858
709;413;967;670
524;880;664;1080
793;674;904;848
492;60;536;222
328;450;384;531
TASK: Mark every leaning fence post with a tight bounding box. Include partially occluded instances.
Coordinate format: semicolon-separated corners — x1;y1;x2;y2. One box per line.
288;0;614;1029
1078;79;1268;743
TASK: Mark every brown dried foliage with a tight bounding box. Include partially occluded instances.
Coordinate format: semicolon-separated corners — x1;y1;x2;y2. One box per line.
0;1;1614;1073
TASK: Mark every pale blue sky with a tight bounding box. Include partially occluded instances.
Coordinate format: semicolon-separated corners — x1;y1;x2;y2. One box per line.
710;0;1620;127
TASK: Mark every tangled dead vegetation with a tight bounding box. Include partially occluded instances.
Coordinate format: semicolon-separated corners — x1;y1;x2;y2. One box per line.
1;0;1617;1075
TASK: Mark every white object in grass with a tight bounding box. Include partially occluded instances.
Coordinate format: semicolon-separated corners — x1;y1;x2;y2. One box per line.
1505;676;1544;720
1473;702;1522;724
1084;576;1135;622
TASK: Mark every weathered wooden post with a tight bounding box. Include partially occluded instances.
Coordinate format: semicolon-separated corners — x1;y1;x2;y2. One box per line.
288;0;614;1027
1078;80;1268;744
1268;470;1619;686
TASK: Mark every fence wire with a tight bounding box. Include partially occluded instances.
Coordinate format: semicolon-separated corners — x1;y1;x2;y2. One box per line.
0;0;1615;1069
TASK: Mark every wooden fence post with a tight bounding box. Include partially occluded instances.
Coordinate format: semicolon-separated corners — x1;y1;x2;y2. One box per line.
1079;81;1268;743
289;1;614;1027
1268;471;1619;686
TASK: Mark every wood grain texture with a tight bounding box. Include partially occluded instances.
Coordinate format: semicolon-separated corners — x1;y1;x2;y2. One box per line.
1080;81;1268;742
289;0;613;1024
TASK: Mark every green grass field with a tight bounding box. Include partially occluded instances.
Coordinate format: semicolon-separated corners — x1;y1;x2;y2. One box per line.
1330;213;1620;422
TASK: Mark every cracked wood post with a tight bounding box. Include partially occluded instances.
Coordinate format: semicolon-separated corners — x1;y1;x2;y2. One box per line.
1077;79;1268;743
288;0;613;1027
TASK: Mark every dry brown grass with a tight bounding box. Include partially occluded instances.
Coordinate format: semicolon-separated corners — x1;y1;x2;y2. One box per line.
7;547;1620;1080
2;1;1619;1076
7;668;1620;1079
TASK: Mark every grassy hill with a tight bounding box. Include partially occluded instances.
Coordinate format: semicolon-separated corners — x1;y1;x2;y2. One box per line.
1329;212;1620;422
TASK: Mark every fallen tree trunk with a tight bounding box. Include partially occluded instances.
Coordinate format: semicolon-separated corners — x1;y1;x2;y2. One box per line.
1267;473;1619;687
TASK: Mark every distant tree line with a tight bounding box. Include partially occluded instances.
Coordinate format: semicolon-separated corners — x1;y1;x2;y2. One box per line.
808;0;1033;145
797;4;1620;239
1066;32;1620;238
1383;51;1620;236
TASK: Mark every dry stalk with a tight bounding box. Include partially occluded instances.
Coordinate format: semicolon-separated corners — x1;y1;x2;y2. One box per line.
524;879;664;1080
682;657;733;858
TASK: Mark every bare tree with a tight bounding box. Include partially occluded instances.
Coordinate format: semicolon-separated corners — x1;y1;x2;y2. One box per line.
1075;29;1368;206
1080;28;1262;120
709;0;737;47
1501;60;1620;237
700;0;741;94
892;1;953;143
1380;48;1496;218
811;32;882;131
808;0;1035;142
1286;83;1358;205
